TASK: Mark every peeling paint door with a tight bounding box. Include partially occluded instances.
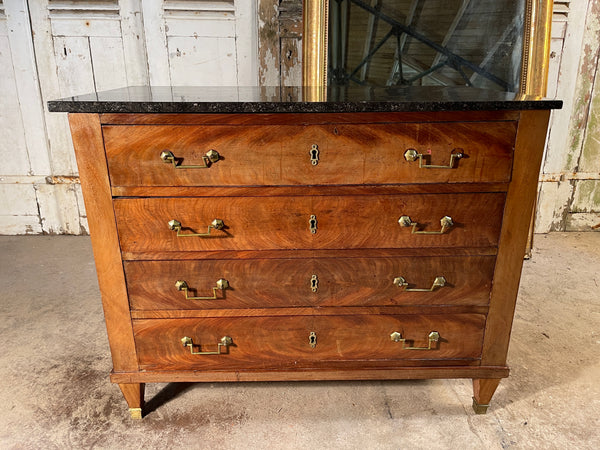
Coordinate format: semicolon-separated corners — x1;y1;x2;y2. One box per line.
1;0;258;234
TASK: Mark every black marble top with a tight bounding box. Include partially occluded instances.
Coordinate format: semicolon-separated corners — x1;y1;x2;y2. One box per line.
48;86;562;114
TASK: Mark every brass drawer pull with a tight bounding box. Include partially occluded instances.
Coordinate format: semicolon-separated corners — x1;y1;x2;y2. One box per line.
393;276;446;291
390;331;440;350
175;278;229;300
404;148;464;169
181;336;232;355
168;219;224;237
160;149;220;168
398;215;453;234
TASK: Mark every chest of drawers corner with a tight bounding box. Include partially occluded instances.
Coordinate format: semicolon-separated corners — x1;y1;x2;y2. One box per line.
63;97;557;419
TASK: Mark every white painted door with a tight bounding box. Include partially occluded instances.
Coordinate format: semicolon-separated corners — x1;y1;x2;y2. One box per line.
0;0;258;234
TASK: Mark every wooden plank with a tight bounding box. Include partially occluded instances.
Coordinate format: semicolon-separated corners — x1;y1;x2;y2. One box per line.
536;0;594;231
50;17;121;37
140;0;171;85
119;0;149;86
482;110;551;365
110;366;510;384
167;36;238;86
5;0;52;176
0;35;30;176
54;36;95;96
68;113;138;371
163;17;236;37
280;37;302;85
36;183;82;234
0;184;43;234
235;0;258;85
566;212;600;230
29;0;79;178
257;0;280;86
89;36;128;91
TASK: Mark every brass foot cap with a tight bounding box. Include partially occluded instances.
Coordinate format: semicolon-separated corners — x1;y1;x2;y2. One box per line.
129;407;143;420
472;397;490;414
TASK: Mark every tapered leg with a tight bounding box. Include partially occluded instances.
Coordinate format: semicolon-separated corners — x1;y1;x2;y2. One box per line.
472;378;501;414
119;383;145;419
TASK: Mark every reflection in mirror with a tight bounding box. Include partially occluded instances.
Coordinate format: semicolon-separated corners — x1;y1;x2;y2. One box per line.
329;0;525;92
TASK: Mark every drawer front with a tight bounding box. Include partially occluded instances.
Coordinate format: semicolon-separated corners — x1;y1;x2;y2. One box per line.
125;256;495;310
115;193;505;253
134;314;486;370
103;122;515;187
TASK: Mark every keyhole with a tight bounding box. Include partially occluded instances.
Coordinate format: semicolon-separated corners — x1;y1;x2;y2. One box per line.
309;215;317;234
310;144;319;166
309;332;317;348
311;274;318;293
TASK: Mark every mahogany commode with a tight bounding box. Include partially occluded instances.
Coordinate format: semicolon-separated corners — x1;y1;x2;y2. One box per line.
49;86;561;418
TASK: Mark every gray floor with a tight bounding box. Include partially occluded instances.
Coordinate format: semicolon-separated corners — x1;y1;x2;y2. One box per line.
0;233;598;449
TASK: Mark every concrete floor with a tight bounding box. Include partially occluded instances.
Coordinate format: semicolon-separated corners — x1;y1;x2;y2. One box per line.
0;233;598;449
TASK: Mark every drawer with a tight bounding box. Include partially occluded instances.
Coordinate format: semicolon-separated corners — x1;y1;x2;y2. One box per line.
103;122;516;187
115;193;505;253
125;256;495;310
134;314;486;370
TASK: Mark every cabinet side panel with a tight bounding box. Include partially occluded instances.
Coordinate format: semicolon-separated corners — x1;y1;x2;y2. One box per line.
68;113;138;372
482;110;551;365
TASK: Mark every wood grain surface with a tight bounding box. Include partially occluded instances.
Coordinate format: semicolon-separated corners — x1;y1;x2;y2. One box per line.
133;314;486;370
111;182;510;198
100;111;520;125
103;121;516;187
124;255;495;310
114;193;505;253
68;114;139;372
110;365;509;384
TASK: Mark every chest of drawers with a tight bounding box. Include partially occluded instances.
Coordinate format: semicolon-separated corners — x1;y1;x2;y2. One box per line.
51;86;560;419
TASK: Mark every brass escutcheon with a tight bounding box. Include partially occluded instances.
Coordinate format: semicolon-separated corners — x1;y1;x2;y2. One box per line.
309;215;318;234
310;144;320;165
309;331;317;348
310;274;319;293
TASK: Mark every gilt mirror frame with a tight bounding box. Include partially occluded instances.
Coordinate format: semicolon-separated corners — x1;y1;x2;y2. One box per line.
302;0;553;97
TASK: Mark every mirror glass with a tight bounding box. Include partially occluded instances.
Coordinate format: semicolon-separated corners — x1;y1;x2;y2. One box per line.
328;0;525;92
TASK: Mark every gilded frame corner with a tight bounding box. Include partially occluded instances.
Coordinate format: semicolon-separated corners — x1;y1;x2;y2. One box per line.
303;0;554;96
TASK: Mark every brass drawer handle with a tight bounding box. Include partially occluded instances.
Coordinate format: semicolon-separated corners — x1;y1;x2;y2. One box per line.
181;336;232;355
404;148;464;169
390;331;440;350
393;276;446;291
168;219;224;237
160;149;220;168
398;215;453;234
175;279;229;300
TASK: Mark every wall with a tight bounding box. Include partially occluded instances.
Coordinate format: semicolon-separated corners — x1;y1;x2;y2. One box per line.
0;0;258;234
2;0;599;234
537;0;600;231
